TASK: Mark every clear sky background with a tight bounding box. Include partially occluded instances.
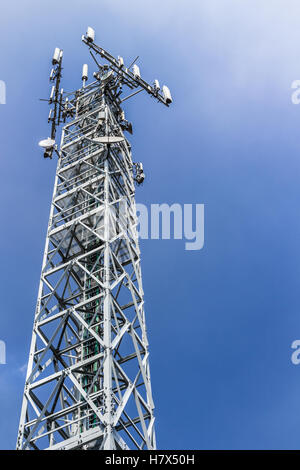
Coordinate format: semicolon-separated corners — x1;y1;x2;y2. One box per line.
1;0;300;450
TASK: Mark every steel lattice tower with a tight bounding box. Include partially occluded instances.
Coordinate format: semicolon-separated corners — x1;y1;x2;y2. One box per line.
16;28;172;450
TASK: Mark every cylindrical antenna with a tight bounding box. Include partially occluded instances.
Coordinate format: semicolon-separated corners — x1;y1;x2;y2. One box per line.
48;109;53;123
49;85;55;103
82;64;88;87
86;26;95;43
154;79;160;91
162;85;172;104
132;64;141;78
52;48;61;65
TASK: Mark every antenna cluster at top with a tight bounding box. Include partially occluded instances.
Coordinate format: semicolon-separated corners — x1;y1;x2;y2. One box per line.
81;26;172;106
39;26;173;159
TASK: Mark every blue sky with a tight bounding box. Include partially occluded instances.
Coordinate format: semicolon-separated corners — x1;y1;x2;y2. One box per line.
1;0;300;449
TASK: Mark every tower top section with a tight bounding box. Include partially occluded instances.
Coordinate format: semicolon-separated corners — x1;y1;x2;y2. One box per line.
39;26;172;159
81;26;172;107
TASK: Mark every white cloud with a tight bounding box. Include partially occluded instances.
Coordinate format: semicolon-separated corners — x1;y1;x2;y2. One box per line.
18;363;27;377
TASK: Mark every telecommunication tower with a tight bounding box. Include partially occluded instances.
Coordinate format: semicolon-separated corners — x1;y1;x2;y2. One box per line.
16;27;172;450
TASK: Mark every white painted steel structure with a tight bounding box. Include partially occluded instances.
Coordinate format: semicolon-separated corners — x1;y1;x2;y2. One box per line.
16;28;171;450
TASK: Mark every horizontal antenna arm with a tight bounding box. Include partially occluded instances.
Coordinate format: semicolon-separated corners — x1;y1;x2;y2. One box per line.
82;36;169;107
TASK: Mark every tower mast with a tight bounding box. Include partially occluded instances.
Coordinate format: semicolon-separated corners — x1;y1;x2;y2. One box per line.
16;27;172;450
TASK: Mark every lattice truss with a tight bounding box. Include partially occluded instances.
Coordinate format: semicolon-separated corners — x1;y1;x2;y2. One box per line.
16;83;156;450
